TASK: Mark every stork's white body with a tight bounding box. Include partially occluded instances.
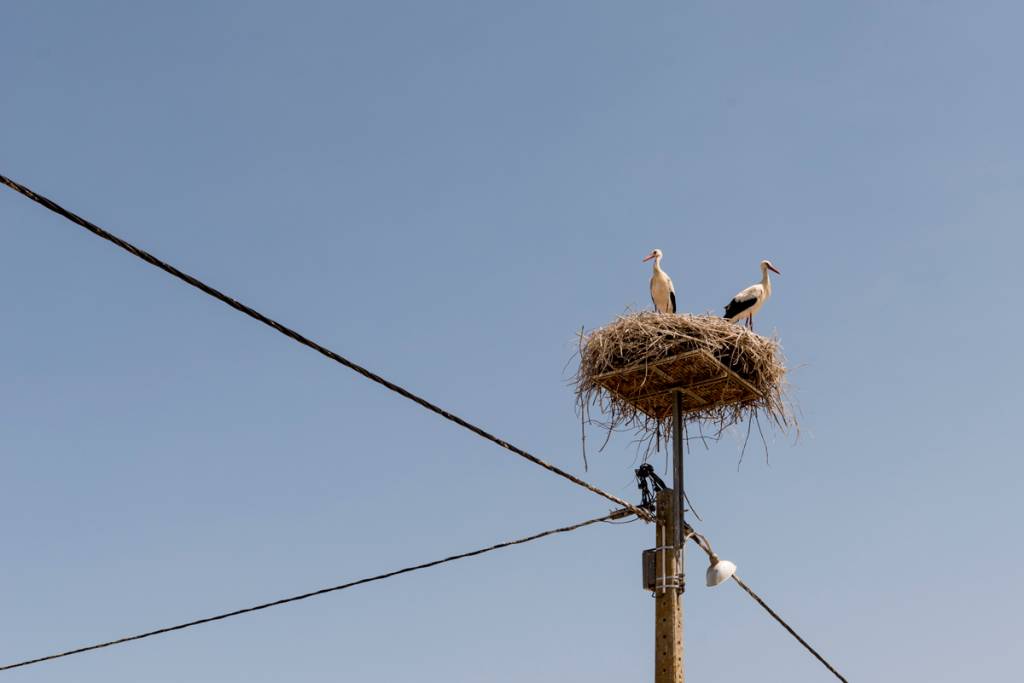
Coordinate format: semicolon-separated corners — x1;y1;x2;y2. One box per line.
724;261;779;330
650;267;676;314
726;282;769;323
644;250;677;313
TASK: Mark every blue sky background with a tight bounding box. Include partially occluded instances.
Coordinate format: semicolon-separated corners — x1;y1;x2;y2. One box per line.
2;2;1022;681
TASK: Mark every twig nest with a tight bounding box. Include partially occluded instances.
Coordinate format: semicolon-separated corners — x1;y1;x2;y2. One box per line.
575;312;793;448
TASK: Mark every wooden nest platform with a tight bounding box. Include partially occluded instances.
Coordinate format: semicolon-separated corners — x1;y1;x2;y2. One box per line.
591;347;760;419
575;312;793;446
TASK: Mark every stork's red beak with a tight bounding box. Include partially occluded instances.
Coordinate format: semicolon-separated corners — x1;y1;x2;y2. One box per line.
642;253;655;262
768;264;781;274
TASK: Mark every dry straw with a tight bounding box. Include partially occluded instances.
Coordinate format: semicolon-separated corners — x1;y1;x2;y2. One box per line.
575;312;795;456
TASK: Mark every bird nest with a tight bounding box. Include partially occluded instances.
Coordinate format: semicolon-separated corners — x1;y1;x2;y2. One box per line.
575;312;794;451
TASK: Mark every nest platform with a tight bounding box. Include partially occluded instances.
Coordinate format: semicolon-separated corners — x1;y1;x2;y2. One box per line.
576;312;791;441
590;348;761;420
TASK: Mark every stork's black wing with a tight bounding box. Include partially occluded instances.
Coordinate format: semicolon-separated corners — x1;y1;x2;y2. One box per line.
669;290;677;314
723;296;757;319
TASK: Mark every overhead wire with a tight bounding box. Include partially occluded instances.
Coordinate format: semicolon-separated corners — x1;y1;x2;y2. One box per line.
0;173;652;523
1;174;848;680
0;508;635;673
731;575;849;683
686;528;849;682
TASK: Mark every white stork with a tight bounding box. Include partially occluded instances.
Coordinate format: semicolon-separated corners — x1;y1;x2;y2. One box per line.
643;248;676;314
723;260;780;331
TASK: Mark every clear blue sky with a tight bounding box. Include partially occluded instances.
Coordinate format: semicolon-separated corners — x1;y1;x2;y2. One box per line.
2;2;1021;681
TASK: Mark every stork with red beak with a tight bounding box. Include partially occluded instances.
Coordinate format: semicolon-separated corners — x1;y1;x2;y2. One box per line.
643;248;676;314
723;260;781;331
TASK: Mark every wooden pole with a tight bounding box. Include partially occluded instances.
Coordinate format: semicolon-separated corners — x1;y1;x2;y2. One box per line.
654;488;682;683
673;391;686;679
672;390;685;570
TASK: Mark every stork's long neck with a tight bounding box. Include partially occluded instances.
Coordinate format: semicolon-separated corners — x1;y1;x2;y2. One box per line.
761;266;772;296
652;257;663;275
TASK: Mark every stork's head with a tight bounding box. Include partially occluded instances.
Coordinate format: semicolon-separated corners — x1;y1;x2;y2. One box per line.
643;248;663;263
761;259;780;274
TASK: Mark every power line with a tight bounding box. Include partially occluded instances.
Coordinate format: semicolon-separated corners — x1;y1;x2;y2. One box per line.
731;575;849;683
0;508;635;673
0;173;848;680
687;529;849;682
0;173;652;523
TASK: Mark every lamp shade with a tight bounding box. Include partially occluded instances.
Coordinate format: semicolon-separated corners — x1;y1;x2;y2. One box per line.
705;558;737;587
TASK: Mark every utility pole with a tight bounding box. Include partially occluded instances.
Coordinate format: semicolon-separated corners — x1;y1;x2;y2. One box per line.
651;390;686;682
654;486;682;683
672;389;685;572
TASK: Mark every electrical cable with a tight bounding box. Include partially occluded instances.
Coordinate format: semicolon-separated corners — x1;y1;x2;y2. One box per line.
0;174;847;680
730;575;849;683
686;528;849;682
0;508;634;673
0;173;652;523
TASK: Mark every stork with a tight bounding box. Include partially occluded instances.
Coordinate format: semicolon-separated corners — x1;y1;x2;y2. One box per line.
642;248;676;314
723;260;780;331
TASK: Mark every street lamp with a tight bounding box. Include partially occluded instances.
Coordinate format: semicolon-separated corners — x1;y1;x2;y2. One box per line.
705;554;737;587
686;527;737;588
